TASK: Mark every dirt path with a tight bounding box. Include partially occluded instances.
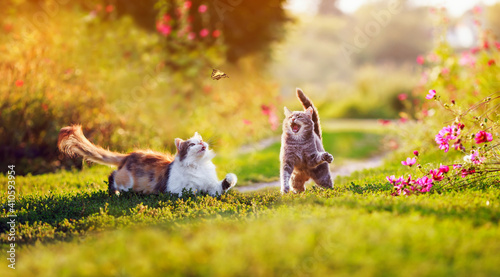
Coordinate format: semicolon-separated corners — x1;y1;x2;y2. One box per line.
236;155;385;193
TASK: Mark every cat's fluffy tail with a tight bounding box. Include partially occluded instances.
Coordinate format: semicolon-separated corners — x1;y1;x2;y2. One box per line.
296;88;322;140
58;125;126;166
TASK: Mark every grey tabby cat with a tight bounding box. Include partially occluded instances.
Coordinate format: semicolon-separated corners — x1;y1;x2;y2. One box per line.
280;88;334;193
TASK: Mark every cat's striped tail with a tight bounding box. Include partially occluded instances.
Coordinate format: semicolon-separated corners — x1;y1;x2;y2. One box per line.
58;125;126;166
296;88;322;140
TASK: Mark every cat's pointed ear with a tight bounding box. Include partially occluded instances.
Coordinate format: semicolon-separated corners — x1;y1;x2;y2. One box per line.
284;107;292;117
193;132;202;140
175;138;184;151
305;107;314;118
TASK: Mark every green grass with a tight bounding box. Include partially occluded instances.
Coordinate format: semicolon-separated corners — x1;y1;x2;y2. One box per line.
2;125;499;276
1;173;500;276
1;160;500;276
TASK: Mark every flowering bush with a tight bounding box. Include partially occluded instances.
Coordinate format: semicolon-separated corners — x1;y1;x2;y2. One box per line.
1;1;281;174
387;7;500;195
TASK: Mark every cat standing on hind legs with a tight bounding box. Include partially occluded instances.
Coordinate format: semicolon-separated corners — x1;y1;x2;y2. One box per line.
57;125;237;196
280;88;334;194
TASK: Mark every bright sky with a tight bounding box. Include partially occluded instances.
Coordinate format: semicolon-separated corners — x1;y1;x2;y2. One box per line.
286;0;500;17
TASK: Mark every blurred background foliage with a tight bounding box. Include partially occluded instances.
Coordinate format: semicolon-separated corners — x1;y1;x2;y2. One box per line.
2;0;500;174
1;0;286;174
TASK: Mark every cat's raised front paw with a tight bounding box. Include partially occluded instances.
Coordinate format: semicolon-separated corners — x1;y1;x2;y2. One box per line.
322;152;334;163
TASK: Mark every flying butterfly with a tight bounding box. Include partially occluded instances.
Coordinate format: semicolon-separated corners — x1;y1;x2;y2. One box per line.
211;68;229;80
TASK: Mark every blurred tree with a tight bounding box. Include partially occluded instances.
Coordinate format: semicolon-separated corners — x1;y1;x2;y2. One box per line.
486;3;500;39
22;0;289;64
317;0;342;16
348;2;432;64
115;0;290;63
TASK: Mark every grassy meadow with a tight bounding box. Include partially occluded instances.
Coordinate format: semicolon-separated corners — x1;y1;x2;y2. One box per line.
3;0;500;276
1;155;500;276
2;124;500;276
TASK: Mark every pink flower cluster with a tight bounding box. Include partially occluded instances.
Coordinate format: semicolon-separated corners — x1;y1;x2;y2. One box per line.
156;2;221;40
156;15;172;36
435;124;462;152
386;174;434;196
387;165;451;195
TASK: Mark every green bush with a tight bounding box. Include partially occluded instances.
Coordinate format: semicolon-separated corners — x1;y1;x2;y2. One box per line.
1;1;281;174
0;27;118;174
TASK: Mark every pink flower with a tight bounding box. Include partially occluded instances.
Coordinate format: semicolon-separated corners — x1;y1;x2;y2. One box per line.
413;150;419;156
495;41;500;50
184;1;192;9
441;67;449;75
198;5;207;13
15;80;24;87
415;176;433;192
473;6;482;14
199;29;209;38
475;131;493;144
156;23;172;36
401;157;416;167
435;125;460;153
438;165;449;174
187;32;196;40
386;175;403;185
386;175;396;184
453;164;462;170
243;119;252;125
426;89;436;100
398;93;407;101
416;55;425;65
429;169;443;181
212;30;221;38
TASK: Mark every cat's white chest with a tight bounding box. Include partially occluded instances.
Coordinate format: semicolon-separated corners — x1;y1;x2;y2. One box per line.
167;161;219;195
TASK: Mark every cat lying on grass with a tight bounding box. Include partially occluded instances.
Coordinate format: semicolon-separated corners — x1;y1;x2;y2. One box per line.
280;88;334;193
58;125;237;196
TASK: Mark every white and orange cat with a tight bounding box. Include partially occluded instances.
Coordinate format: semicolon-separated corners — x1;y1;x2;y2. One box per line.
58;125;237;196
